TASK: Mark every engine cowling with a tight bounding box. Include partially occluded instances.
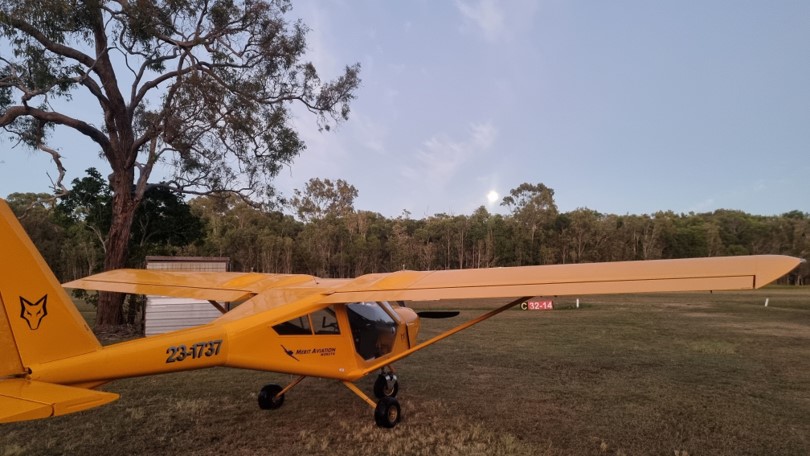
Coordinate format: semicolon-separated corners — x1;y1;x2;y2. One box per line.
394;307;419;348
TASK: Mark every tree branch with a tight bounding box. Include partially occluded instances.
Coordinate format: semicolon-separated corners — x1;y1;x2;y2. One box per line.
0;11;96;68
131;56;195;114
0;105;112;152
130;51;180;107
38;142;69;196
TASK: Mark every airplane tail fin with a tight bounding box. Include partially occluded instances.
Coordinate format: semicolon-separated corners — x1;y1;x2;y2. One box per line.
0;200;100;376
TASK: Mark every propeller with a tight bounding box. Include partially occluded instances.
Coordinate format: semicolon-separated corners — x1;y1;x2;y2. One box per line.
416;311;460;319
398;302;459;319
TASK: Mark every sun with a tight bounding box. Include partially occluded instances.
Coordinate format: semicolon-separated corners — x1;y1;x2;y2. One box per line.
486;190;499;204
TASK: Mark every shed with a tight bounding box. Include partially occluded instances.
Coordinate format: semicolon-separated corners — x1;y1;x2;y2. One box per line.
144;256;229;336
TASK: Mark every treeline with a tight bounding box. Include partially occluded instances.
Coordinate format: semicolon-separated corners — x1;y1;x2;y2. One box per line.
7;176;809;287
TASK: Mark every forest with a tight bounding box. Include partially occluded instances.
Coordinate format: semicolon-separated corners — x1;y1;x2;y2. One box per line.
7;171;809;312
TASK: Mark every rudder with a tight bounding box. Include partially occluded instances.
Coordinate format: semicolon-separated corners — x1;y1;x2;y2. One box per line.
0;200;99;371
0;299;24;376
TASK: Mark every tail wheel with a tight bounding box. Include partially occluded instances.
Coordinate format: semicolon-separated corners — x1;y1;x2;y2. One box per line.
258;384;285;410
373;373;399;398
374;397;401;428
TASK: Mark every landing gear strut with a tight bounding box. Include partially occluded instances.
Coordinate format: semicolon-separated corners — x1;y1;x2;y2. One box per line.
258;373;405;428
342;379;403;428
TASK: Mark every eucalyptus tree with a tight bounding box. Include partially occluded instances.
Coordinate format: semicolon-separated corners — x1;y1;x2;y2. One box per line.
290;177;359;222
57;167;204;274
289;178;359;277
0;0;360;325
501;182;558;264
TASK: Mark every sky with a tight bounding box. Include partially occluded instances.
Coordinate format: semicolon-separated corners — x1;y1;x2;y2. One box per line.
1;0;808;218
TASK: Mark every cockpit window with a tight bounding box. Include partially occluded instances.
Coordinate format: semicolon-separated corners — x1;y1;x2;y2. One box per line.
346;302;398;360
272;315;311;335
311;307;340;335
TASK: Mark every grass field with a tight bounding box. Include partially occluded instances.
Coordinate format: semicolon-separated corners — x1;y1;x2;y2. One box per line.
2;288;809;455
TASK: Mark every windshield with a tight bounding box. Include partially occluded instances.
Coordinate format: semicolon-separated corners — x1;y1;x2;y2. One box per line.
346;302;397;360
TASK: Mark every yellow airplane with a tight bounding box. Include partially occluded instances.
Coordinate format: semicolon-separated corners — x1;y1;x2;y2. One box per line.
0;199;801;427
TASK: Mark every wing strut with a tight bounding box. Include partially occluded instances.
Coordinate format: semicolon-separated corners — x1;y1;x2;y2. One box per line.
359;296;531;377
207;300;229;314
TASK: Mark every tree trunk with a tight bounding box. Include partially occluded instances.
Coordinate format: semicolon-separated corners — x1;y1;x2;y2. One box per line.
95;169;138;328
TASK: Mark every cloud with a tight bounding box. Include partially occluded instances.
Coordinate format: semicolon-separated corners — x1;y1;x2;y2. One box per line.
454;0;541;43
350;112;388;154
470;122;497;149
402;122;498;186
455;0;506;42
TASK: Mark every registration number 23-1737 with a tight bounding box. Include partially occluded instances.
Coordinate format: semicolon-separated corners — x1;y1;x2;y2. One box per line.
165;340;223;363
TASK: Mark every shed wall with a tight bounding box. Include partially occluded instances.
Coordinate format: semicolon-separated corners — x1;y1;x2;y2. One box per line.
144;258;229;336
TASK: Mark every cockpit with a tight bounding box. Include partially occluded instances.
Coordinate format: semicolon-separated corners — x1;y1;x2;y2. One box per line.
269;301;419;363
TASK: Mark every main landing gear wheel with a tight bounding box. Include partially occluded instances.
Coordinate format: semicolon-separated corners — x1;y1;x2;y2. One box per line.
373;373;399;398
374;397;401;428
258;384;285;410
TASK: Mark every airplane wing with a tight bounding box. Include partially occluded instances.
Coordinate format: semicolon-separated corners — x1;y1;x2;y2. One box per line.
337;254;801;376
63;270;319;302
321;255;801;303
65;256;800;305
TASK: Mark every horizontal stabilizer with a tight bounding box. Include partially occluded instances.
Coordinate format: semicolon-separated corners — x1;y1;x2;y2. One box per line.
0;379;118;423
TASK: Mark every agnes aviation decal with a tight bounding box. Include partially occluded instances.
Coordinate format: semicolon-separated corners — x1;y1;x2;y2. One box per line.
20;295;48;330
281;345;336;361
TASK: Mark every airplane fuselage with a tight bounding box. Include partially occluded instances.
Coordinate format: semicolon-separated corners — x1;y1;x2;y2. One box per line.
30;297;420;387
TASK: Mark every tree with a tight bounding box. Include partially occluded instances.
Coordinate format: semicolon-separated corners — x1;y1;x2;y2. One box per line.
289;178;358;277
468;206;494;268
501;182;558;264
59;168;203;261
0;0;361;326
54;169;203;326
564;208;605;263
290;177;359;222
56;168;113;254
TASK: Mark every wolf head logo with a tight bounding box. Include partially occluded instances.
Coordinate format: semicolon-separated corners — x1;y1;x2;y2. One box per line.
20;295;48;330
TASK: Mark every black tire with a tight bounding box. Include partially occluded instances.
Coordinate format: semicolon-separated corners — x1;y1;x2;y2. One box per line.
258;384;285;410
374;397;401;428
373;374;399;399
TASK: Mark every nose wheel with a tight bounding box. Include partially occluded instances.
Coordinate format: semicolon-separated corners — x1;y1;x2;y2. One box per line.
373;372;399;398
